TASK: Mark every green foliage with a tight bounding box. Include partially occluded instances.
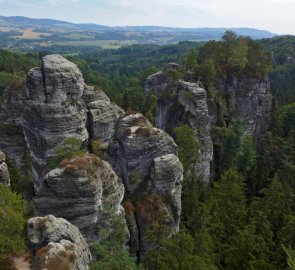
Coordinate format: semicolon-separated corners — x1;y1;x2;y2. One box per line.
91;139;106;158
283;246;295;270
211;120;243;173
146;230;216;270
0;184;27;257
206;169;247;267
6;151;34;199
145;94;157;124
0;49;38;75
143;222;170;270
91;208;141;270
129;170;141;186
204;31;271;76
49;137;85;169
237;135;257;174
173;125;200;172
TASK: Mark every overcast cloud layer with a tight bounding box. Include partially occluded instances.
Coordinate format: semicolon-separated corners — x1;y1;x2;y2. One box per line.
0;0;294;34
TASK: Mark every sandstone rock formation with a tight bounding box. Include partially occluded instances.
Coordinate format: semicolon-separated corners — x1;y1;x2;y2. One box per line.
109;113;183;258
23;55;89;189
145;67;213;183
217;75;271;141
22;55;183;260
82;85;124;143
0;150;10;185
23;55;124;190
34;154;125;242
27;215;91;270
0;83;28;168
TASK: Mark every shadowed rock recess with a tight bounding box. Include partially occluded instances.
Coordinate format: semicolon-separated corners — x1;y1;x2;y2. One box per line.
216;75;271;141
0;81;28;168
145;65;271;182
23;55;184;264
145;65;213;183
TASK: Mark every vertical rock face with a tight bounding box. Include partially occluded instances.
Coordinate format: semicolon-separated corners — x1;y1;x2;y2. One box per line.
27;215;91;270
0;83;28;168
145;67;213;183
0;150;10;185
22;55;183;261
108;113;183;258
82;85;124;146
23;55;124;190
218;75;271;141
23;55;89;189
34;154;125;243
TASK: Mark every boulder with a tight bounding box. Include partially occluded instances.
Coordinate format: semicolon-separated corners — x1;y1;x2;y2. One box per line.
34;154;125;243
27;215;91;270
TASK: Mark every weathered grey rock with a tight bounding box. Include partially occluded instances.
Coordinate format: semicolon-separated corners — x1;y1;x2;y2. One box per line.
26;67;46;103
82;85;110;104
34;154;125;243
27;215;91;270
0;150;10;185
23;55;89;189
145;68;213;183
87;100;124;143
0;83;28;168
23;55;126;190
21;55;183;260
109;113;178;192
42;54;85;104
109;113;183;258
218;75;271;141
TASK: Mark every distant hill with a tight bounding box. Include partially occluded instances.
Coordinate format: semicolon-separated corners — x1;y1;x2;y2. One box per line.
0;15;277;38
0;15;277;50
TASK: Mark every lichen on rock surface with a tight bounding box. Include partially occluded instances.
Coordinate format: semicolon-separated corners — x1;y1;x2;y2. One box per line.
34;154;125;243
27;215;91;270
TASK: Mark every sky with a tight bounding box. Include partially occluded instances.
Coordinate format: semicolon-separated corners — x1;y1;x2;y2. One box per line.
0;0;295;35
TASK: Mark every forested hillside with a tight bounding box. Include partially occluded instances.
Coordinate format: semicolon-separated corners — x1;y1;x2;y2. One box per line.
0;33;295;269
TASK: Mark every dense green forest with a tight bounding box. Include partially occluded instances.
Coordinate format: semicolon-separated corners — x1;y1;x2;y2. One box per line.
0;33;295;269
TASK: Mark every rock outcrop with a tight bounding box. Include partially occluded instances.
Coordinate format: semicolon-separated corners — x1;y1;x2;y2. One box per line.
0;150;10;185
22;55;183;261
82;85;124;144
23;55;124;190
145;67;213;183
23;55;89;189
0;83;28;168
109;113;183;258
217;75;271;141
34;154;125;243
27;215;91;270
